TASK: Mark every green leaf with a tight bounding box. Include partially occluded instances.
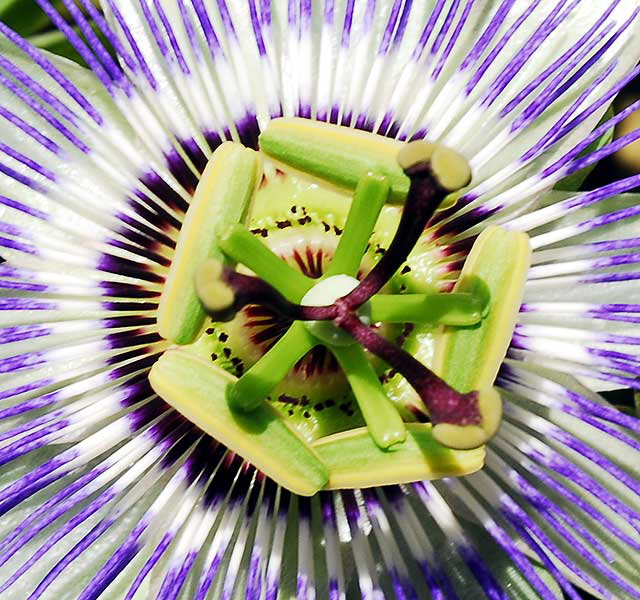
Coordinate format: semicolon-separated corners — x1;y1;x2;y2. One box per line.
554;106;615;192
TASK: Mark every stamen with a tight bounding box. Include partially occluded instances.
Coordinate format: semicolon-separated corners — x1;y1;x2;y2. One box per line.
195;258;302;322
369;292;487;325
227;321;318;412
331;344;406;449
219;224;314;302
341;141;471;308
325;173;389;277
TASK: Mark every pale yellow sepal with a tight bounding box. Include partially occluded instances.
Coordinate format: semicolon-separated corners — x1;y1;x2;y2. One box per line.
312;423;485;489
149;350;328;496
157;142;261;345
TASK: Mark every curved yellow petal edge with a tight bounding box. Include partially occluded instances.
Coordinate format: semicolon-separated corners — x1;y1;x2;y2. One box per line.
312;423;485;490
432;225;531;450
149;349;328;496
157;142;261;345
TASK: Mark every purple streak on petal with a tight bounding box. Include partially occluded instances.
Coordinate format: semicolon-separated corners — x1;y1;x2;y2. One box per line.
0;142;57;181
589;236;640;252
0;163;45;193
418;562;458;600
528;59;639;164
0;69;90;151
288;0;297;27
324;0;335;24
465;0;543;95
550;429;640;496
178;0;201;60
0;324;51;345
0;461;110;561
514;474;615;561
530;448;640;526
501;0;624;116
0;108;60;155
153;0;190;74
0;21;102;124
430;0;461;57
502;506;583;600
217;0;237;38
0;451;73;506
162;551;199;600
0;381;53;409
0;351;45;374
140;0;171;59
105;0;158;90
411;0;447;60
76;0;139;73
245;551;263;598
81;519;149;600
457;545;509;600
391;0;413;49
379;0;403;55
300;0;313;30
0;298;54;311
460;0;516;70
34;0;116;89
260;0;272;26
484;522;559;600
1;478;117;575
481;0;579;108
553;123;640;179
195;551;224;600
364;0;376;33
591;253;640;269
249;0;267;56
0;54;79;125
191;0;223;58
340;0;355;47
390;567;418;600
509;24;614;133
583;272;640;284
0;221;22;237
60;0;126;84
526;461;640;550
28;517;116;600
0;422;68;468
0;411;62;444
432;0;475;80
547;7;639;104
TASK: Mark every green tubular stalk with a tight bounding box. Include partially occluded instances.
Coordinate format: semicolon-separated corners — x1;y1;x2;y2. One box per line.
331;344;406;449
219;224;314;302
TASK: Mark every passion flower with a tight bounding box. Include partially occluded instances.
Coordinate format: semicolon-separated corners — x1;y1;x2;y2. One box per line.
0;2;639;600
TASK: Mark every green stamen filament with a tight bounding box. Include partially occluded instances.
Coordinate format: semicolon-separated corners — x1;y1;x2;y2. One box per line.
325;173;389;277
219;224;313;302
331;344;406;449
228;321;317;412
369;292;487;325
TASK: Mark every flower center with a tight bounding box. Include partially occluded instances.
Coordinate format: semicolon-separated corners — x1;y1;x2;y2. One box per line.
149;118;531;495
301;275;371;346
